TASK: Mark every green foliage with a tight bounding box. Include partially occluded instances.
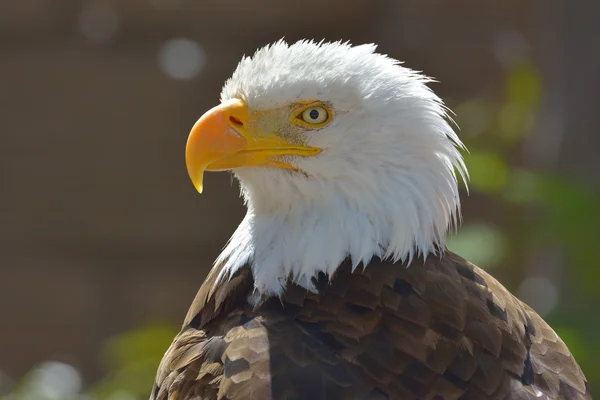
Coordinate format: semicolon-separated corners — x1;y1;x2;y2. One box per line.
91;325;178;399
447;222;508;268
499;62;541;143
536;176;600;289
451;58;600;388
463;152;508;193
0;326;177;400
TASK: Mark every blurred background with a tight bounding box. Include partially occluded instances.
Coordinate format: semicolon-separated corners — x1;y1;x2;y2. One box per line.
1;0;599;398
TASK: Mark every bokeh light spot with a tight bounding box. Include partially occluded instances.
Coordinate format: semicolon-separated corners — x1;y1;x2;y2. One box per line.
517;276;559;317
24;362;82;399
78;1;119;43
492;29;530;69
447;222;508;268
158;38;206;80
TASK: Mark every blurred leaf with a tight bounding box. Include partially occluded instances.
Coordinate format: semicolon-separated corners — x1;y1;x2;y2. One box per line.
103;325;177;369
90;325;178;400
497;62;541;143
497;102;535;143
463;152;508;193
537;176;600;293
447;222;508;268
506;168;600;293
502;168;542;204
506;62;541;109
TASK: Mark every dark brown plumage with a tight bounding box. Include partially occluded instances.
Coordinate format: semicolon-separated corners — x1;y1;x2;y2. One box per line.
151;251;591;400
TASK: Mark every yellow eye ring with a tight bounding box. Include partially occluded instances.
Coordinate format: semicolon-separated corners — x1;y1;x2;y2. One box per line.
294;104;332;128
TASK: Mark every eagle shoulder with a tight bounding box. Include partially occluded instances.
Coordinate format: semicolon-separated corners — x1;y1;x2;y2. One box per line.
150;252;591;400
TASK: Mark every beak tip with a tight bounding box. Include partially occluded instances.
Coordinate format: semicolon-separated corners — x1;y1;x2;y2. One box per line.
187;163;205;194
191;179;203;194
187;172;204;194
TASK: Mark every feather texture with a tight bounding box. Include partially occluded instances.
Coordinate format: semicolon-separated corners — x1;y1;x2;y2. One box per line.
151;251;590;400
215;40;467;296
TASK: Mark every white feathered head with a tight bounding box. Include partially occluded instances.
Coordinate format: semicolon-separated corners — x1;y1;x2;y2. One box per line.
186;40;468;295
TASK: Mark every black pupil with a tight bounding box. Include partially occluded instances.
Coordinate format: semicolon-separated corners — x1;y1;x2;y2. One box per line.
309;109;320;120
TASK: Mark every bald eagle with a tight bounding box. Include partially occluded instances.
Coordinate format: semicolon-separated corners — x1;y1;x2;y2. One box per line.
151;40;590;400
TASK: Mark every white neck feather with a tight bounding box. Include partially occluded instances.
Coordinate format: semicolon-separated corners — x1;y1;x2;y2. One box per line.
215;152;465;296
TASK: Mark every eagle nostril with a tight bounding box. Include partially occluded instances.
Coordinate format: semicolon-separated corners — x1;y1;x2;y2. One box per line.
229;116;244;127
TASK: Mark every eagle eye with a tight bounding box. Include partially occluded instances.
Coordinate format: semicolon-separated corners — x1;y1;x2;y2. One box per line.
296;105;331;128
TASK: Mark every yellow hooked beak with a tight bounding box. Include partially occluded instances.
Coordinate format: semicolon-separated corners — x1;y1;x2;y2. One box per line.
185;99;321;193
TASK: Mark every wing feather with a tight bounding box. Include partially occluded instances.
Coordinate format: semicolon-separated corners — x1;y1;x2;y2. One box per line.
151;251;591;400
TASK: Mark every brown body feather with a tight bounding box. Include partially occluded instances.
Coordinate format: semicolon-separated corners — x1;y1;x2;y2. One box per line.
151;252;591;400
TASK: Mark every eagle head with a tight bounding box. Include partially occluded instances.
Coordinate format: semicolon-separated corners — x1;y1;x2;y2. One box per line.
185;40;467;295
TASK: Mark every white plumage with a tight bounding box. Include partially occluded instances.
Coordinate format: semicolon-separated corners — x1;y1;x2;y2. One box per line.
215;40;468;296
